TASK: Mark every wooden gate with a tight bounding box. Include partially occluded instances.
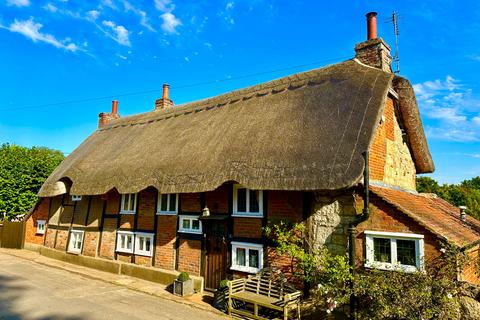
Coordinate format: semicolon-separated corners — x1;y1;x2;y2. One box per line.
0;221;25;249
204;220;228;290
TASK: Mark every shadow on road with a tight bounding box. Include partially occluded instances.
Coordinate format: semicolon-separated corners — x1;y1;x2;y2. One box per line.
0;274;86;320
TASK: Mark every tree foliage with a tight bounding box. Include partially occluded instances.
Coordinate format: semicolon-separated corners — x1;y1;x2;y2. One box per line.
0;143;64;219
417;176;480;220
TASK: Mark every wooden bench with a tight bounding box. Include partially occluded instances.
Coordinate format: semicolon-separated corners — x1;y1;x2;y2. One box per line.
227;268;301;320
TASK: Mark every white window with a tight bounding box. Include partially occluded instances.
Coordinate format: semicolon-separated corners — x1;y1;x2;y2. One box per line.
36;220;46;234
365;231;425;273
231;242;263;274
232;185;263;217
120;193;137;214
71;195;82;201
157;193;178;215
178;215;202;234
134;232;154;257
116;231;134;254
68;230;84;254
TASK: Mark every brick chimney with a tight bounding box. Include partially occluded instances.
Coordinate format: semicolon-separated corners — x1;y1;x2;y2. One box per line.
98;100;120;128
155;84;174;110
355;12;392;72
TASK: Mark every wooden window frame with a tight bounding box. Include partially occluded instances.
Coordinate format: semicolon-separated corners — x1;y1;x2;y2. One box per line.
232;184;263;218
120;193;137;215
231;241;264;274
156;193;179;215
364;230;425;273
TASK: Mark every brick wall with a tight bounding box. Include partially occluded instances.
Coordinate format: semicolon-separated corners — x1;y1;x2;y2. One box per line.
99;218;117;259
181;193;201;212
369;97;416;191
461;246;480;285
137;188;156;231
83;231;99;257
355;194;441;268
233;218;262;238
177;238;201;275
205;184;229;213
25;198;50;245
155;215;177;270
267;191;303;222
55;229;69;251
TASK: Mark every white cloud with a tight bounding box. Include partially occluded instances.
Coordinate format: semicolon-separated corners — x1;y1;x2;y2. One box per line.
123;1;155;32
100;0;117;10
414;76;480;142
86;10;100;21
184;56;189;62
42;3;58;12
160;12;181;33
154;0;174;12
102;20;130;46
1;18;79;52
6;0;29;7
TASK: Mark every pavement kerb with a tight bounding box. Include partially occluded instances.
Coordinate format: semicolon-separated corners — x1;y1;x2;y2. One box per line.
0;249;227;318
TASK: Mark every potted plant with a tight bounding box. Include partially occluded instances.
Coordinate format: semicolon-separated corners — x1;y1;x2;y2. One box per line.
173;272;194;297
213;279;229;312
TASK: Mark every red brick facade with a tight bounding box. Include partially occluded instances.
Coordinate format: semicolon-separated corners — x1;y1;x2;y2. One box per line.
24;198;50;245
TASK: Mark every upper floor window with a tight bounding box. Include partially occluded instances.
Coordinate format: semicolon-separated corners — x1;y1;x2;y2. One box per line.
71;195;82;201
232;185;263;217
120;193;137;214
36;220;46;234
157;193;178;215
365;231;424;273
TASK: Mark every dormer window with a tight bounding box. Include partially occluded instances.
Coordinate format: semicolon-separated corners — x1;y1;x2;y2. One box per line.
232;185;263;217
120;193;137;214
157;193;178;215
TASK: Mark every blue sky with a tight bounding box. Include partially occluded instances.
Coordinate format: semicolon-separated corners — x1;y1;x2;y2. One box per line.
1;0;479;184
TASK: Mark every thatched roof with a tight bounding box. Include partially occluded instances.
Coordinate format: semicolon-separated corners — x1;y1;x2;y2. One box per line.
38;59;433;197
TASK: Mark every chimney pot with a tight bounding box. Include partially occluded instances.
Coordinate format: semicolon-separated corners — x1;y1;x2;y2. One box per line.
162;83;170;100
111;100;118;116
366;12;378;40
459;206;467;222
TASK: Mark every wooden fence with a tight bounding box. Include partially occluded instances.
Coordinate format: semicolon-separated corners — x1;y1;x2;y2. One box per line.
0;221;25;249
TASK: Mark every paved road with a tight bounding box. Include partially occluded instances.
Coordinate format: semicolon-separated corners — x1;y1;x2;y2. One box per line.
0;252;226;320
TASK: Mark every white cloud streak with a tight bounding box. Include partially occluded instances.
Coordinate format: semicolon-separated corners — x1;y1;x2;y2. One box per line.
123;1;155;32
160;12;181;33
1;18;79;52
6;0;29;7
101;20;130;46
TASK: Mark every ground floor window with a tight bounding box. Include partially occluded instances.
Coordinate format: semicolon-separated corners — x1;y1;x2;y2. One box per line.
178;215;202;234
36;220;46;234
135;232;154;257
116;231;153;256
231;241;263;274
116;231;134;254
365;231;424;272
68;230;84;254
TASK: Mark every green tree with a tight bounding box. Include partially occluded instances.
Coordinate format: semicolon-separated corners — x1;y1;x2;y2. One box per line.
0;143;64;220
416;177;440;194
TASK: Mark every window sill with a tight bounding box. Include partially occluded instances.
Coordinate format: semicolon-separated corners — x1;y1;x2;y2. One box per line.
156;212;177;216
232;213;263;218
134;251;153;257
230;265;261;274
364;262;419;273
67;250;81;255
36;232;45;235
116;249;134;254
178;230;202;235
119;211;136;215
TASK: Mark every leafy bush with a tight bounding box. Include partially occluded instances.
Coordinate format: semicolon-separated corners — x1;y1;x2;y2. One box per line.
265;221;467;319
219;279;229;289
177;272;190;282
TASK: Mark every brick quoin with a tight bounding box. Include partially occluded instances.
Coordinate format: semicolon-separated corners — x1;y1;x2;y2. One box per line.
177;238;201;275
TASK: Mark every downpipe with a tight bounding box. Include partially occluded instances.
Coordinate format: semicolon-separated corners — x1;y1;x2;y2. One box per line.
349;151;370;320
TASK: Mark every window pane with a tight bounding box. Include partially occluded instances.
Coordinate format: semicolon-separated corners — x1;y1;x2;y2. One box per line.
161;194;168;211
249;190;260;213
169;194;177;212
249;249;259;268
146;238;151;252
237;188;247;212
397;240;416;266
139;237;145;250
192;219;200;230
182;219;190;230
127;236;132;249
129;194;135;212
373;238;391;263
121;235;126;248
236;248;246;266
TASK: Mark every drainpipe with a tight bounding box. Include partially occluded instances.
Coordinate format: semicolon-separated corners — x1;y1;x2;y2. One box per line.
348;150;370;319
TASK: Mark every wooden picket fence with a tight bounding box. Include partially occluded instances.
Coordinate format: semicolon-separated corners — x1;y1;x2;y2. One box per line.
0;221;25;249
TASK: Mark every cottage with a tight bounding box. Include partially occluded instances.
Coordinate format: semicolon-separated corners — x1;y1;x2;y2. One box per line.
24;12;480;290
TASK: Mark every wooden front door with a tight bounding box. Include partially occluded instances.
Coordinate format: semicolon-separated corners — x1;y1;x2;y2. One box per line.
204;221;228;290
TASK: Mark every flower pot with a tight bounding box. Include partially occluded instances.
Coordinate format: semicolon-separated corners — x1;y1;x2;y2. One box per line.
173;279;194;297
